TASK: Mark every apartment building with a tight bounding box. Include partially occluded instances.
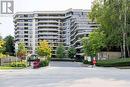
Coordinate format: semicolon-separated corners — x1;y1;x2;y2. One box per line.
14;8;97;58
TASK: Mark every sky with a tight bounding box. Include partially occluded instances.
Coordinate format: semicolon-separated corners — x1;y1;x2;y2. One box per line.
0;0;93;38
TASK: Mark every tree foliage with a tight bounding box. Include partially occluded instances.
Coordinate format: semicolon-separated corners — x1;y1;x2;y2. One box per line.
0;38;6;58
36;40;52;58
17;42;27;60
0;39;5;53
67;47;76;59
56;44;65;58
82;37;90;56
89;30;106;56
82;30;106;57
4;35;15;55
0;39;4;49
89;0;130;52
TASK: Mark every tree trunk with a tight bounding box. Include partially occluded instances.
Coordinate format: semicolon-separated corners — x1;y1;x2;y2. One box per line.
120;44;123;58
126;34;130;57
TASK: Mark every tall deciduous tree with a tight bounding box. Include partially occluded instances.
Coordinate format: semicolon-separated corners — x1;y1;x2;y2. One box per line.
17;42;27;60
4;35;15;56
36;40;52;60
82;30;106;59
56;44;65;58
89;0;130;57
88;30;106;56
82;37;90;60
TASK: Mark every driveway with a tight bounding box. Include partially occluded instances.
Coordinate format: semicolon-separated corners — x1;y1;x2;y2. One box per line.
0;61;130;87
49;61;83;67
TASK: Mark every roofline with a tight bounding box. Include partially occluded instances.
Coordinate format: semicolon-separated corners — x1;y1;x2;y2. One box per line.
14;8;90;17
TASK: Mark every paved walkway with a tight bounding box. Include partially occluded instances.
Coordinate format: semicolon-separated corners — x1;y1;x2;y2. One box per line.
0;62;130;87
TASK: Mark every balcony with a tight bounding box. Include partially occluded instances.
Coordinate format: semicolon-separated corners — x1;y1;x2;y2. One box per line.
71;39;81;46
37;24;59;27
38;32;59;35
38;36;59;39
76;53;84;56
35;16;65;19
36;20;58;23
15;16;33;20
75;46;83;49
70;32;89;42
38;28;58;31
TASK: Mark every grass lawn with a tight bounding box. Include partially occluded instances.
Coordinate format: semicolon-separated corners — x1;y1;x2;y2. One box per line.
0;66;25;70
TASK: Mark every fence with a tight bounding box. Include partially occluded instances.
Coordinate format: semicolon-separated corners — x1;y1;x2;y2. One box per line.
97;52;121;60
0;57;20;66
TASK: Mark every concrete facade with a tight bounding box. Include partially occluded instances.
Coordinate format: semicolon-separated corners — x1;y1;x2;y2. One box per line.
14;8;97;58
98;52;122;60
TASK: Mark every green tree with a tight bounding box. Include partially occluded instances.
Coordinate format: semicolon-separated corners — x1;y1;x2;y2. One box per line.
89;30;106;56
17;42;27;60
36;40;52;60
82;30;106;59
0;39;5;52
67;47;76;59
4;35;15;56
56;44;65;58
89;0;130;57
0;38;6;58
82;37;91;60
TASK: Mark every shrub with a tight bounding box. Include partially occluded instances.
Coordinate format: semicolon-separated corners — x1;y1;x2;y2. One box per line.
0;53;6;58
40;60;49;67
67;47;76;59
56;44;65;58
10;61;27;67
96;58;130;67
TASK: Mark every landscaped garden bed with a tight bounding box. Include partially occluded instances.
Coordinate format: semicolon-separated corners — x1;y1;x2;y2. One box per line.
0;66;24;70
83;58;130;67
0;61;27;70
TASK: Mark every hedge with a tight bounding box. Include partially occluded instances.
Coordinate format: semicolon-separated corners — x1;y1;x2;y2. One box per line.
40;60;49;67
96;58;130;67
10;61;27;67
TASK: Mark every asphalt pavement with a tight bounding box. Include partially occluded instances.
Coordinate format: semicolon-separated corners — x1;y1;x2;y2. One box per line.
0;61;130;87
